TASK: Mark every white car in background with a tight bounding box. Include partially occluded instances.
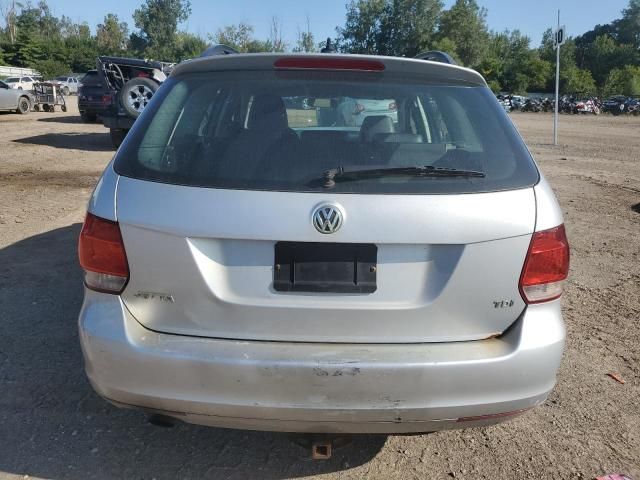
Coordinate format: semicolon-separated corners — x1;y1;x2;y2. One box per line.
3;76;37;90
337;97;398;127
49;76;80;95
0;80;34;113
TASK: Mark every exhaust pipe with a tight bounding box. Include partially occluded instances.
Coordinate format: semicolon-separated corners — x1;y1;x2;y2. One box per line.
147;414;176;428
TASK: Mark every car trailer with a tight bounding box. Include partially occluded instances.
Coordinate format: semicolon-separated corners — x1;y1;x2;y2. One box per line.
32;82;67;112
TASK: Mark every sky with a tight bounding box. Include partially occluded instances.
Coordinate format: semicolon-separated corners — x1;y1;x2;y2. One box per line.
41;0;630;48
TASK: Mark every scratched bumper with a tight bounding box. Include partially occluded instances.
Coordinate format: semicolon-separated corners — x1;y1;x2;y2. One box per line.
78;289;565;433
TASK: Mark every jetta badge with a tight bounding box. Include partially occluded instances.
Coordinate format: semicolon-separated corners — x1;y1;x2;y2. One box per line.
312;204;343;234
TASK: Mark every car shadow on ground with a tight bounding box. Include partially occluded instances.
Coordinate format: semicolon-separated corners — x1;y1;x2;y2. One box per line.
13;132;112;152
0;224;386;480
37;115;85;124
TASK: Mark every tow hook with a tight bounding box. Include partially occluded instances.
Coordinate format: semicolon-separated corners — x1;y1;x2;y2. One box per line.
288;434;353;460
311;441;332;460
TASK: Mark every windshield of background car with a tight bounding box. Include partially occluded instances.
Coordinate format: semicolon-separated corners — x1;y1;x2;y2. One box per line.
115;70;539;194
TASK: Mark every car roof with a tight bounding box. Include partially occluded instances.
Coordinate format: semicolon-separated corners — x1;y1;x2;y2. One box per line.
172;53;487;87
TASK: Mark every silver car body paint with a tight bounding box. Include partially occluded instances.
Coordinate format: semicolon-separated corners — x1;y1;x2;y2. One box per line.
79;53;566;433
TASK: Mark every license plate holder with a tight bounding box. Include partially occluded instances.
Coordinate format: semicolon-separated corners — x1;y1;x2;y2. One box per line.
274;242;377;293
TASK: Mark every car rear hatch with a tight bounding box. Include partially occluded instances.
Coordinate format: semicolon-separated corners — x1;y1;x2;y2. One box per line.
112;54;540;344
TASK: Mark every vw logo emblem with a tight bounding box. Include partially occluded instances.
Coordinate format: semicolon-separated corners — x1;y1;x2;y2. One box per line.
312;204;343;234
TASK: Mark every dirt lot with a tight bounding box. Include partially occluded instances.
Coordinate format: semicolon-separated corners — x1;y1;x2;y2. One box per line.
0;102;638;479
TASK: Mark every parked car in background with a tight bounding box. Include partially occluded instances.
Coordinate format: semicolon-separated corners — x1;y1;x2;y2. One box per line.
49;76;79;95
78;51;569;437
336;97;398;127
3;75;37;90
95;56;167;147
603;95;633;115
0;80;34;113
78;70;112;122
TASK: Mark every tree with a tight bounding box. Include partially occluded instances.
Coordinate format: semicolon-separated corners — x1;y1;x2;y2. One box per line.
96;14;129;54
210;23;273;53
480;30;550;93
438;0;489;67
293;16;316;52
563;66;597;95
174;31;207;59
578;34;638;87
132;0;191;61
1;0;19;44
337;0;388;54
539;28;582;92
11;7;45;67
603;65;640;96
614;0;640;47
337;0;442;57
34;58;69;78
383;0;443;57
430;37;460;63
269;16;286;52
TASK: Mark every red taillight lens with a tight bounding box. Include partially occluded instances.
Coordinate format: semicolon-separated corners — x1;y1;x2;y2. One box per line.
78;213;129;293
519;224;570;304
101;95;113;104
274;57;385;71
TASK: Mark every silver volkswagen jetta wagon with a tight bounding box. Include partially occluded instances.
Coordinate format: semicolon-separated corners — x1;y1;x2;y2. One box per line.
78;52;569;434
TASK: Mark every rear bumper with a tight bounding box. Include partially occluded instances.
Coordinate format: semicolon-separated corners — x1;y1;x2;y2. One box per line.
79;291;565;433
101;114;135;130
78;101;110;115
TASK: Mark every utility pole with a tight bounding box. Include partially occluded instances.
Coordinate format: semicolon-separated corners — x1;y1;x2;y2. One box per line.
554;11;565;146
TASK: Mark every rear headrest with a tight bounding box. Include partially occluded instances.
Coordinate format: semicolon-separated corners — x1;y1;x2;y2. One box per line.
360;115;395;142
248;94;288;132
300;130;349;144
373;133;424;143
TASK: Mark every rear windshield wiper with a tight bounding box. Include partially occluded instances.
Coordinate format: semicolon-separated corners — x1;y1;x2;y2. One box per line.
319;165;485;188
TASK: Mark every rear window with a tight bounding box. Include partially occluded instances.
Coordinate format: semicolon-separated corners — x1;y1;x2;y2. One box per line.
115;70;539;194
80;71;99;84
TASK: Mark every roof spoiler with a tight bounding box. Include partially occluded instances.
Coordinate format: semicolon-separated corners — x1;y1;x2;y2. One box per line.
200;44;239;57
414;51;457;65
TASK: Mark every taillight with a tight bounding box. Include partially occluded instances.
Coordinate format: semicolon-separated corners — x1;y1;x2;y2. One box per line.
519;224;570;303
274;57;385;71
78;213;129;294
101;95;113;104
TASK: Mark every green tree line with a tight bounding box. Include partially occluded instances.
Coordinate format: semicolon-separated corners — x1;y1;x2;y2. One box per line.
1;0;639;97
336;0;640;96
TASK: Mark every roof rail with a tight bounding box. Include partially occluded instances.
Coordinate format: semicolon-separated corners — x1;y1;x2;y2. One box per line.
414;51;457;65
200;44;239;57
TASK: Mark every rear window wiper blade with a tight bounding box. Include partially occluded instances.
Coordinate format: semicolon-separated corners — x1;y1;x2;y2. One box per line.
320;165;485;188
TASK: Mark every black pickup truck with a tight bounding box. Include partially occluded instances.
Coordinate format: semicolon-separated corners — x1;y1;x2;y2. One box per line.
95;56;169;148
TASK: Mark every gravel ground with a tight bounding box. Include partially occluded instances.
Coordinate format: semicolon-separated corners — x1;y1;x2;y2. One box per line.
0;103;638;480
